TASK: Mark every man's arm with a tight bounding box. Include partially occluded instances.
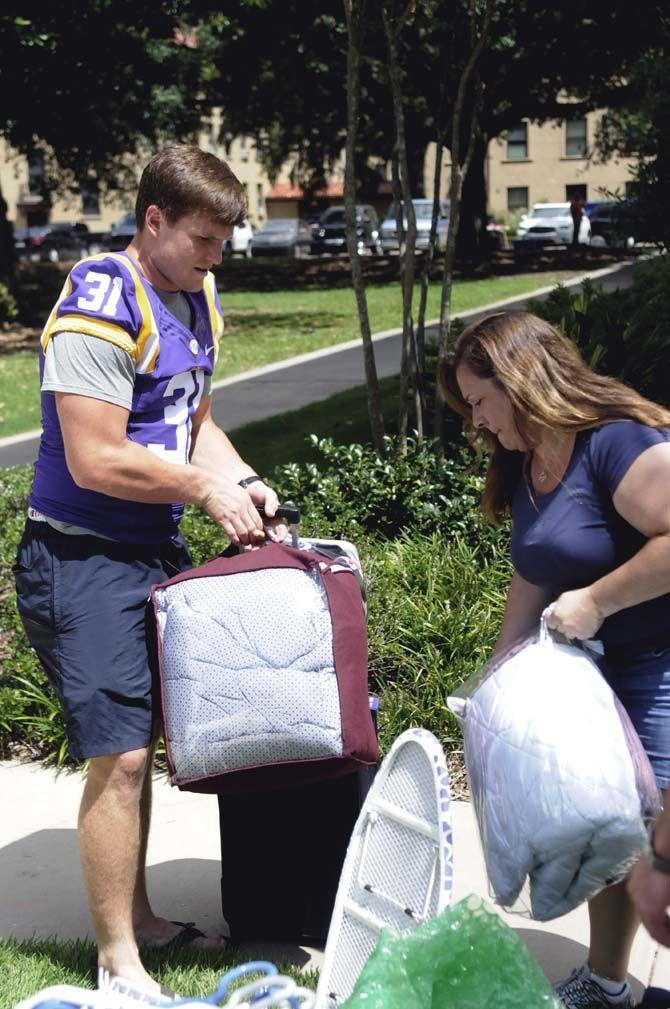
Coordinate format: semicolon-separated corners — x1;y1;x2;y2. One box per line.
56;391;264;546
189;394;286;539
628;794;670;946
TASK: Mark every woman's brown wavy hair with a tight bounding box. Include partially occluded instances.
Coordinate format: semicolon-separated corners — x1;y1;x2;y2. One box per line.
440;310;670;526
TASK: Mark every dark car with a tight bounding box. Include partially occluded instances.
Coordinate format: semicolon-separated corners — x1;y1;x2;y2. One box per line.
310;205;381;256
586;201;636;249
14;221;91;262
105;212;137;251
249;218;313;258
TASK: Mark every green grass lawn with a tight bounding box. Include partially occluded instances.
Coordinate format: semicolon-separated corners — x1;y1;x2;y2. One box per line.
0;936;319;1007
213;270;576;381
0;271;576;439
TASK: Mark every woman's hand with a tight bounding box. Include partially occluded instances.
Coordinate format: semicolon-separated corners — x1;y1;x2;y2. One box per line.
544;587;605;640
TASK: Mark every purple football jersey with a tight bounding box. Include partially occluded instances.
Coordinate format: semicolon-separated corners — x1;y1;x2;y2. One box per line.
30;253;224;543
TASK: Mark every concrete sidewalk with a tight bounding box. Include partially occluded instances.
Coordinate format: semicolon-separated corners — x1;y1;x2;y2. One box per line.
1;760;669;1003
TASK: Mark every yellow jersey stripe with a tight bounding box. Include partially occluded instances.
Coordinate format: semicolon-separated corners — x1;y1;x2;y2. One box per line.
203;272;224;365
47;315;137;357
105;252;156;356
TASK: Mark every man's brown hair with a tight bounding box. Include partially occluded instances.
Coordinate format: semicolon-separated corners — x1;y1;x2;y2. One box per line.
135;145;247;229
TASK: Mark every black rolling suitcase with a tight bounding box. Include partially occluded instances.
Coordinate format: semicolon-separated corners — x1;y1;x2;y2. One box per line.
219;745;377;944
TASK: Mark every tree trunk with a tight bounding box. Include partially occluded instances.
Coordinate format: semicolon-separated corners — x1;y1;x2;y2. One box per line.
456;134;489;267
435;0;494;446
0;185;16;288
416;136;443;380
382;1;419;449
343;0;385;451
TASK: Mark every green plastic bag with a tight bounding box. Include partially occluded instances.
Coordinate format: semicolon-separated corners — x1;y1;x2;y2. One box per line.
341;895;562;1009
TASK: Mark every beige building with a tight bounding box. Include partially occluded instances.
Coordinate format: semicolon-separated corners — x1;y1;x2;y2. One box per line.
426;109;636;222
488;110;636;219
0;110;274;233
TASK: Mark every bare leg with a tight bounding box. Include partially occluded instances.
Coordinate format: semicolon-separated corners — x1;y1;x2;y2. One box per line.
79;748;159;992
130;731;226;950
588;879;640;983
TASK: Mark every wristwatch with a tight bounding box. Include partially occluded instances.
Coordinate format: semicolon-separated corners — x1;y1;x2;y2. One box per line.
647;838;670;874
238;475;263;489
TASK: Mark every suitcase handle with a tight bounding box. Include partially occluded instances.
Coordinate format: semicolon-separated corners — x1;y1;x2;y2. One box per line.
255;501;300;525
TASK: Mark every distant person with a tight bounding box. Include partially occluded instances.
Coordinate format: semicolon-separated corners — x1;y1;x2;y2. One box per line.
570;194;584;246
14;145;286;1000
443;310;670;1009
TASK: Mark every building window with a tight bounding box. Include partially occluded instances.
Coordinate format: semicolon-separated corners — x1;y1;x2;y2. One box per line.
507;186;529;213
565;184;587;202
81;183;101;217
565;118;587;157
239;136;250;162
209;122;218;155
506;124;528;160
257;183;266;218
28;151;45;195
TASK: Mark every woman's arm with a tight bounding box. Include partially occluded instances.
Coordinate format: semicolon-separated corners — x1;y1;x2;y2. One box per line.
493;570;553;657
547;442;670;639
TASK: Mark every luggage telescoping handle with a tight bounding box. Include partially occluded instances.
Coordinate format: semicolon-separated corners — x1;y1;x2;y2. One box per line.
255;500;300;547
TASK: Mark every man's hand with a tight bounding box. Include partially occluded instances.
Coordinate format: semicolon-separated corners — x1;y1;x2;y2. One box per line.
544;587;605;640
200;475;266;546
628;854;670;946
247;481;289;543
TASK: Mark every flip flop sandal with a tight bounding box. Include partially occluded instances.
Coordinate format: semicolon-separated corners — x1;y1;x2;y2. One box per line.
97;966;178;1003
142;920;227;958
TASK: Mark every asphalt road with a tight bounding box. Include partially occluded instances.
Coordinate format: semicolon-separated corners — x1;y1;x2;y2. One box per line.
0;261;636;469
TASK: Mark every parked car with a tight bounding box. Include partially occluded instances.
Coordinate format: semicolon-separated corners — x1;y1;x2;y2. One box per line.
379;199;450;253
310;205;381;256
14;221;91;262
106;212;137;251
224;219;254;258
249;218;313;258
585;200;635;249
515;203;591;246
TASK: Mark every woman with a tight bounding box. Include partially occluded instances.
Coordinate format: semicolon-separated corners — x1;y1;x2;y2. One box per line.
443;310;670;1009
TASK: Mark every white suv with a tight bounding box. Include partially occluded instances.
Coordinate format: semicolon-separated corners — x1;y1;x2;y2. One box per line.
224;219;254;258
516;203;591;246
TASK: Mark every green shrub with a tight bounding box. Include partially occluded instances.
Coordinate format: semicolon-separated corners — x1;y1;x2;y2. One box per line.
527;258;670;406
271;433;492;545
0;465;66;760
0;282;18;325
364;530;510;754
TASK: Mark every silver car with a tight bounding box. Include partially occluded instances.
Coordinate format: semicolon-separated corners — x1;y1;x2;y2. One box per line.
250;218;313;258
379;199;450;253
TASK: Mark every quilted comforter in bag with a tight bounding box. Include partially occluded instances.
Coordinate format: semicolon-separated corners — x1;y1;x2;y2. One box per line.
448;621;660;921
152;542;378;793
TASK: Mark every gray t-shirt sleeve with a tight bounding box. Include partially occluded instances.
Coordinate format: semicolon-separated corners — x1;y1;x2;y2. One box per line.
42;331;136;409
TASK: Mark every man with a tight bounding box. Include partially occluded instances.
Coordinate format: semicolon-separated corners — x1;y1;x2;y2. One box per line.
14;146;285;999
570;194;584;247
